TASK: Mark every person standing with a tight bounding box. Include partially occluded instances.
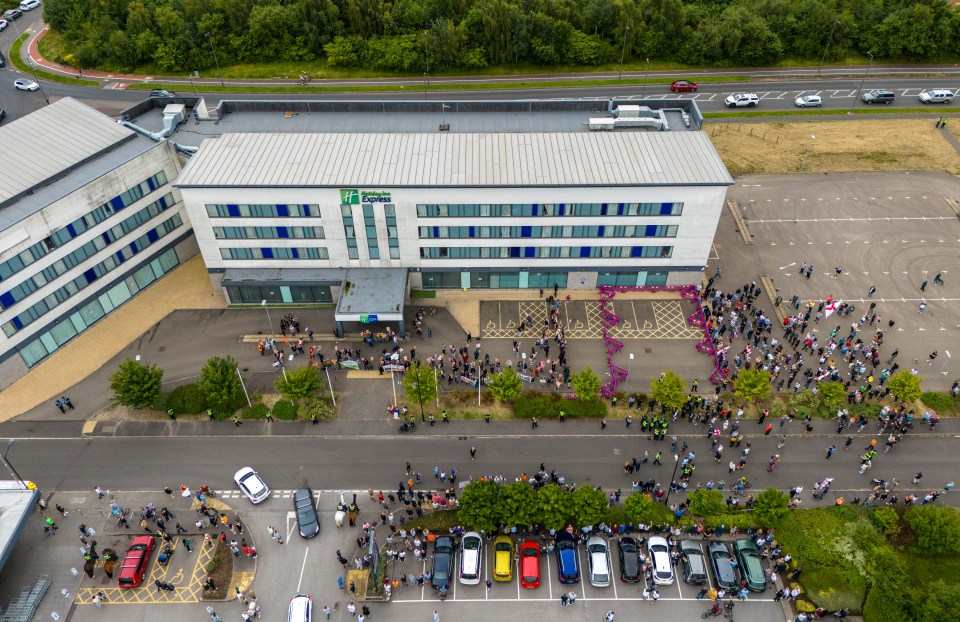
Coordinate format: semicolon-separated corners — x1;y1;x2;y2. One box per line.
470;447;476;460
825;446;836;459
183;537;191;552
433;611;441;622
55;399;65;414
322;605;331;620
913;472;923;485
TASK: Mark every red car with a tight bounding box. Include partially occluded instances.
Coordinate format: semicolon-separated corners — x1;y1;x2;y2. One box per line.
519;540;541;588
670;80;698;93
118;535;155;588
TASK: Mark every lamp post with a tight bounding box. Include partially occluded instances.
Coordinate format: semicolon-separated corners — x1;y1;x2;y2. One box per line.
817;20;841;78
775;262;797;294
205;33;224;87
2;440;26;489
850;51;873;114
325;365;336;406
236;366;253;408
260;299;275;339
640;58;650;99
663;454;680;506
618;25;630;81
627;353;635;385
800;135;816;172
741;183;762;218
10;19;49;105
423;31;430;100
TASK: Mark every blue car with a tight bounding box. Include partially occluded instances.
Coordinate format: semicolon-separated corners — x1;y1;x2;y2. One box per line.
555;532;580;584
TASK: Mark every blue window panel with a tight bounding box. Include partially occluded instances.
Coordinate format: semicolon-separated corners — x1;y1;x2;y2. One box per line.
227;204;240;217
631;247;643;257
510;247;521;258
111;196;125;212
559;204;565;216
277;205;289;217
660;203;672;215
291;248;300;259
277;227;289;239
521;226;531;238
147;177;156;191
580;246;590;258
102;232;112;245
524;247;535;258
433;227;439;238
66;223;77;237
646;225;657;237
84;269;97;284
147;229;159;243
618;203;625;216
469;227;476;238
597;225;605;237
261;248;274;259
0;292;14;309
117;250;128;263
12;317;23;330
532;204;538;216
601;204;608;215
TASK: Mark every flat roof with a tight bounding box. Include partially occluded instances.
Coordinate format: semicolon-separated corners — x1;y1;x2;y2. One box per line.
336;269;407;319
0;483;40;574
176;131;732;188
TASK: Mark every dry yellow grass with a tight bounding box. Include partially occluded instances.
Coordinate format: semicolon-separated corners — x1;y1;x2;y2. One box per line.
708;119;960;176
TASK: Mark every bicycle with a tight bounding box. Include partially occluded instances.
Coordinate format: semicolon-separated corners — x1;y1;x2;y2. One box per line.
701;604;722;618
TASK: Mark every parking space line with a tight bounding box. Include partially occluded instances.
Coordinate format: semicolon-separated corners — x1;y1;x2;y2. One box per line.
484;547;489;600
578;547;586;597
609;550;618;600
545;551;552;600
297;547;309;593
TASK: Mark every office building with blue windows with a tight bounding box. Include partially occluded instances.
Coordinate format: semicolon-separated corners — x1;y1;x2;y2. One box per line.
171;99;732;318
0;98;195;387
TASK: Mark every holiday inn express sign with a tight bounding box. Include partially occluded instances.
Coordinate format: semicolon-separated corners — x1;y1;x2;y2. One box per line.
340;189;392;204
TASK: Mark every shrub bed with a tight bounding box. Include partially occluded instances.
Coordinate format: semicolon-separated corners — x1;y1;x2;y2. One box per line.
241;403;269;419
513;392;607;419
166;384;207;414
272;400;299;420
920;391;958;414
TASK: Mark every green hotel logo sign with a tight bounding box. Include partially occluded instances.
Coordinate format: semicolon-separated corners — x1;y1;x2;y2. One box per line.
340;189;392;204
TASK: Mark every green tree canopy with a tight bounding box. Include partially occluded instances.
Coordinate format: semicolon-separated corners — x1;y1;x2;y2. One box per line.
817;381;846;412
499;481;538;528
570;485;607;527
733;368;771;403
887;371;923;402
915;580;960;622
401;362;439;420
458;480;501;532
623;491;672;525
753;487;790;527
651;370;686;410
110;359;163;409
687;489;725;516
487;366;523;402
570;367;602;401
274;365;322;400
198;355;246;411
903;505;960;555
536;483;573;531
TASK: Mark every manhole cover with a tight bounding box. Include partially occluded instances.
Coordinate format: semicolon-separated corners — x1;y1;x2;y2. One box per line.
644;348;652;354
158;346;166;352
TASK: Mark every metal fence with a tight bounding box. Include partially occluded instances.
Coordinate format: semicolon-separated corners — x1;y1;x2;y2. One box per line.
0;576;50;622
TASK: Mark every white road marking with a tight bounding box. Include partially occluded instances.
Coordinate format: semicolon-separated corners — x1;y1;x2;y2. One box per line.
297;547;309;592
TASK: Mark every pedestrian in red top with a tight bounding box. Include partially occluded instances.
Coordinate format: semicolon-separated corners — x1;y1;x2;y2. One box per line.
764;423;773;435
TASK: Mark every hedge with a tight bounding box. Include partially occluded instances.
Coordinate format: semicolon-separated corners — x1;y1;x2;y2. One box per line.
166;384;207;414
920;392;958;414
513;392;607;419
272;400;299;420
241;403;269;419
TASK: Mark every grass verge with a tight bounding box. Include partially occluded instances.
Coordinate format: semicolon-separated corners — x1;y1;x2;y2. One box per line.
401;509;460;533
8;34;99;87
200;541;231;600
410;290;437;299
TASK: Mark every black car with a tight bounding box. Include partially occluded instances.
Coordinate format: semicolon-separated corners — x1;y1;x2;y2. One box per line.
2;9;22;20
150;89;176;98
431;536;455;587
617;537;640;583
293;488;319;539
708;541;739;590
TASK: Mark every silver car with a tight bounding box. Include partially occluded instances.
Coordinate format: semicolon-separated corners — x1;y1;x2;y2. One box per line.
586;536;610;587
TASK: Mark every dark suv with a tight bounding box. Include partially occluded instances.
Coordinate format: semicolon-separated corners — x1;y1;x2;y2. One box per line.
861;89;895;104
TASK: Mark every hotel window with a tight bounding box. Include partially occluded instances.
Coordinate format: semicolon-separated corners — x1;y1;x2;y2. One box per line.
342;206;359;259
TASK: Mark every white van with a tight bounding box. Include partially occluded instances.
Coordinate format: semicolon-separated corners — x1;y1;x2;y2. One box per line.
459;531;482;585
648;536;675;585
288;594;312;622
19;1;41;11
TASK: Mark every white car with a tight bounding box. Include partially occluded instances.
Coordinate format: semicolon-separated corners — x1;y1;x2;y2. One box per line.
14;79;39;92
0;19;9;31
794;95;822;108
725;93;759;108
919;89;954;104
234;467;270;504
586;536;611;587
648;536;674;585
459;531;482;584
288;594;312;622
20;0;40;10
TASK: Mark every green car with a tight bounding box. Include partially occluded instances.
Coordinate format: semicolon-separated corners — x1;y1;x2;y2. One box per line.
733;539;767;592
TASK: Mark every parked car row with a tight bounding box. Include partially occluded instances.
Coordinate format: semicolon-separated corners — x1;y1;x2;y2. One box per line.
723;89;956;108
437;532;767;592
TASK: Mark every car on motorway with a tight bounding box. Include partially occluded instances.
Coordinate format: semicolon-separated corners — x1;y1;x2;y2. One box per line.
14;79;39;92
794;95;823;108
459;531;482;585
150;89;176;98
919;89;954;104
555;531;580;583
3;9;22;20
0;19;8;31
19;0;41;10
648;536;674;585
679;540;708;584
288;594;312;622
519;540;541;588
617;536;640;583
670;80;698;93
493;535;513;582
118;535;155;588
586;536;611;587
431;536;455;588
733;539;767;592
861;89;895;104
234;467;270;504
725;93;759;108
708;541;739;590
293;488;319;539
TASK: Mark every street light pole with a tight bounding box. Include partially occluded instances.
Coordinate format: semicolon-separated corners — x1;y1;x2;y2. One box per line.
423;31;430;100
850;51;873;114
10;20;49;105
800;135;816;172
741;184;761;218
2;440;26;489
205;33;225;87
236;366;253;408
618;25;630;81
663;454;680;506
775;262;797;294
817;20;841;78
640;58;649;99
325;365;336;406
260;300;275;339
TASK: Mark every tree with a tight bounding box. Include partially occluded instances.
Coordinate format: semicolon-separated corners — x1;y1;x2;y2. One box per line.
903;506;960;555
651;370;686;410
110;359;163;409
499;481;538;529
818;381;846;412
915;580;960;622
274;366;322;400
401;362;439;422
458;480;501;532
570;367;602;402
734;368;771;403
199;355;245;411
571;486;607;527
687;489;725;516
753;487;790;526
888;371;923;402
622;492;672;525
487;366;523;402
536;483;573;530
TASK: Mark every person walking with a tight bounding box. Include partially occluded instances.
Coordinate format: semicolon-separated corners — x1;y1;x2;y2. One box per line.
913;472;923;485
55;399;65;414
233;414;242;427
183;537;192;552
920;279;928;292
322;605;331;620
601;417;607;430
433;611;441;622
825;446;836;459
470;446;476;460
485;579;492;592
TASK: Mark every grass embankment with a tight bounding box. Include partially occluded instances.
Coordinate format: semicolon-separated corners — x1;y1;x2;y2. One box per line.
9;33;98;87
